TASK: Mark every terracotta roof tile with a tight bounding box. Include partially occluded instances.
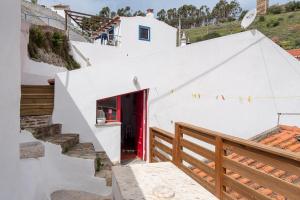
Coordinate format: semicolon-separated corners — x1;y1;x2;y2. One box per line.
287;49;300;59
258;188;273;196
273;169;286;178
288;143;300;152
191;125;300;199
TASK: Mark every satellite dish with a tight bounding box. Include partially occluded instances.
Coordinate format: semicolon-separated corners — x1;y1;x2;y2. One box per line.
241;9;257;29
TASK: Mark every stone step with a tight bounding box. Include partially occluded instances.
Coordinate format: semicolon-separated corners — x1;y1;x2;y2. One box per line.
65;143;97;160
21;115;52;129
44;133;79;153
24;124;62;139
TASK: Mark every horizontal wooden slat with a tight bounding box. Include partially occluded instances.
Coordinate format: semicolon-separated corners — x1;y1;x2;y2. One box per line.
181;151;215;177
179;164;216;195
21;104;54;109
223;192;235;200
20;109;53;116
223;157;300;200
152;128;174;144
154;140;172;156
21;98;54;104
223;142;300;176
177;122;300;163
21;85;54;93
180;138;215;161
21;94;54;99
181;127;216;145
223;175;272;200
153;149;171;162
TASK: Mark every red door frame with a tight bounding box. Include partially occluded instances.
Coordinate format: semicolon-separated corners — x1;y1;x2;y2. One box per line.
119;89;148;161
135;91;144;159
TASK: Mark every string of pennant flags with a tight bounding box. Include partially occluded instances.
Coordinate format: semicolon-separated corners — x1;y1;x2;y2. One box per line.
189;92;300;103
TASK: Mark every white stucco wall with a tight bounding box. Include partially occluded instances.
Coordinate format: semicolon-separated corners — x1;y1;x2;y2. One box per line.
53;30;300;163
119;16;177;53
0;1;111;199
0;0;21;199
70;16;177;68
18;131;111;199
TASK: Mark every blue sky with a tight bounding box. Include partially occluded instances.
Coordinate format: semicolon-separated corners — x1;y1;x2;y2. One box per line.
38;0;290;15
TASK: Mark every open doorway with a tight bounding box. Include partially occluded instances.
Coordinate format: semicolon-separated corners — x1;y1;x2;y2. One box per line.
121;90;147;162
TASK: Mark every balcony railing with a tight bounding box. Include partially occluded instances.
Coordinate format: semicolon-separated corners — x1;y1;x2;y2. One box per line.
150;122;300;200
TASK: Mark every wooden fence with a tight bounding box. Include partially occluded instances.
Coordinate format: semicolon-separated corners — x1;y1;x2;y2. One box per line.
150;122;300;200
21;85;54;116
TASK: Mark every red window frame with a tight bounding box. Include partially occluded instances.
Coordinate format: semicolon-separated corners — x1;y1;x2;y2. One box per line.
97;96;121;123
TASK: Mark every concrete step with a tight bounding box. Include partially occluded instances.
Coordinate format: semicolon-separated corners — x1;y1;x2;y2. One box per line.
64;144;113;186
44;133;79;153
24;124;62;139
95;170;112;187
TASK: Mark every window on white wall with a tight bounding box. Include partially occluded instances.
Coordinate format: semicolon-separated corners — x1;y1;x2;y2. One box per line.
139;25;150;41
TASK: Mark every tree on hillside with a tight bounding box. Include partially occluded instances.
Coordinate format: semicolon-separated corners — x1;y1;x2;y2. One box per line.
31;0;38;4
212;0;242;23
133;10;146;16
111;11;117;18
157;9;167;21
99;7;111;18
228;0;242;19
117;6;132;17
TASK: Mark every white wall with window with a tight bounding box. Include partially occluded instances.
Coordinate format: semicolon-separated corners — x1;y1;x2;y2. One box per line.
118;15;177;53
71;14;177;69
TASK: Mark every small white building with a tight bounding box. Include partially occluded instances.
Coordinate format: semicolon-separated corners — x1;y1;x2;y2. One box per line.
71;9;177;67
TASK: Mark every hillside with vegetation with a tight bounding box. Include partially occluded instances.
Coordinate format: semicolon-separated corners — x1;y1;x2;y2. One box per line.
186;3;300;50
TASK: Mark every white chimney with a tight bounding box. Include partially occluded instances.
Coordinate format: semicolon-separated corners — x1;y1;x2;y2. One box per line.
146;9;154;17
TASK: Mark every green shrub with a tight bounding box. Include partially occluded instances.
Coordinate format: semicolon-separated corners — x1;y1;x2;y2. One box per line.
288;14;295;18
258;16;265;22
268;5;283;14
202;32;222;41
278;17;284;21
267;19;280;28
295;39;300;48
29;26;45;48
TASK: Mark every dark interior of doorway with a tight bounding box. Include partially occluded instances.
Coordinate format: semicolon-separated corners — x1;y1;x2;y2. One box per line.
121;91;144;162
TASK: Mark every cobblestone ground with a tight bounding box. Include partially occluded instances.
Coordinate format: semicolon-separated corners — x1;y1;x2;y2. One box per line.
51;190;111;200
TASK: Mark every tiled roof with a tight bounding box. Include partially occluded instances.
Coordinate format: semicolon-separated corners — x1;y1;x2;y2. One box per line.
288;49;300;59
192;125;300;200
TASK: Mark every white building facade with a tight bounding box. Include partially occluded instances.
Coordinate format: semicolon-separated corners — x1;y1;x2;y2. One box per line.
54;30;300;164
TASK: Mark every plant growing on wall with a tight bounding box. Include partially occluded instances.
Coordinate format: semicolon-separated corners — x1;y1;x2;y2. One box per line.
31;0;38;5
28;25;80;70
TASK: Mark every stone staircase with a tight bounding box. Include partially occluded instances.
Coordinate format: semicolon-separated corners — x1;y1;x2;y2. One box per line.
20;85;113;187
21;117;113;186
